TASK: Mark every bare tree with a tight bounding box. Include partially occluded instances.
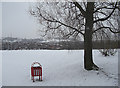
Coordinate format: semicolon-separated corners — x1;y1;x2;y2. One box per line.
30;1;120;70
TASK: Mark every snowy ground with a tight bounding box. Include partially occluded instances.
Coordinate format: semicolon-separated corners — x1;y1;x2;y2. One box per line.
0;50;2;88
2;50;118;86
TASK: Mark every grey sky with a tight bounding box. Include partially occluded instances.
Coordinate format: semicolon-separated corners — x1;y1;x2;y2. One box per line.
2;2;42;39
0;2;2;39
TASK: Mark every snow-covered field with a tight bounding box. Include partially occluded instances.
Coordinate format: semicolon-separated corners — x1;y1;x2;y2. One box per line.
0;50;2;88
2;50;118;86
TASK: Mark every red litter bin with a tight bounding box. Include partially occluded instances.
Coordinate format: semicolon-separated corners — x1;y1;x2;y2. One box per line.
31;62;42;82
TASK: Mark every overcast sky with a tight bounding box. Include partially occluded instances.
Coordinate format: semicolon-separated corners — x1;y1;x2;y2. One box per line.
0;2;2;39
2;2;42;39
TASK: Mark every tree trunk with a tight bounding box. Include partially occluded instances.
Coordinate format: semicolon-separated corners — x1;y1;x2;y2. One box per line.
84;2;99;70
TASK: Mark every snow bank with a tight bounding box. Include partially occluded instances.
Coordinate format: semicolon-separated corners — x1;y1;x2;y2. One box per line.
2;50;118;86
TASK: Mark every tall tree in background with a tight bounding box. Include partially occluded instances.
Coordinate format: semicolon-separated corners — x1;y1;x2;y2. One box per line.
30;1;120;70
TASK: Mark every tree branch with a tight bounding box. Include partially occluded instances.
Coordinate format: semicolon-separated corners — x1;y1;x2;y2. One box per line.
56;19;84;36
94;6;107;13
93;2;117;23
48;25;62;29
94;6;118;13
72;1;86;18
63;31;76;38
35;8;84;36
93;26;120;34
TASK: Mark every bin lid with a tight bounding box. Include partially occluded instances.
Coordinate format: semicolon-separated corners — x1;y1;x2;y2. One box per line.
33;64;40;67
31;62;42;67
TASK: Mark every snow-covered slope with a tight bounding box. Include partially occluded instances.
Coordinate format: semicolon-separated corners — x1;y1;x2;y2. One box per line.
2;50;118;86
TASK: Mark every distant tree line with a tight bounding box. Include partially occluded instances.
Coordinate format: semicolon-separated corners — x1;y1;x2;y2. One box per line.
1;40;120;50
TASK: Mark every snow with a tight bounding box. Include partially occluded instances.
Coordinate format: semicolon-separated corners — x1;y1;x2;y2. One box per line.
1;50;118;86
0;51;2;88
32;63;41;67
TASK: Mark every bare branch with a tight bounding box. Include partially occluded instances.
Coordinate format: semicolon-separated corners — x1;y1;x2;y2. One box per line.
48;25;62;29
94;6;108;13
94;6;118;13
93;27;120;34
56;20;84;36
63;31;76;38
93;2;117;23
37;9;84;36
73;1;86;18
